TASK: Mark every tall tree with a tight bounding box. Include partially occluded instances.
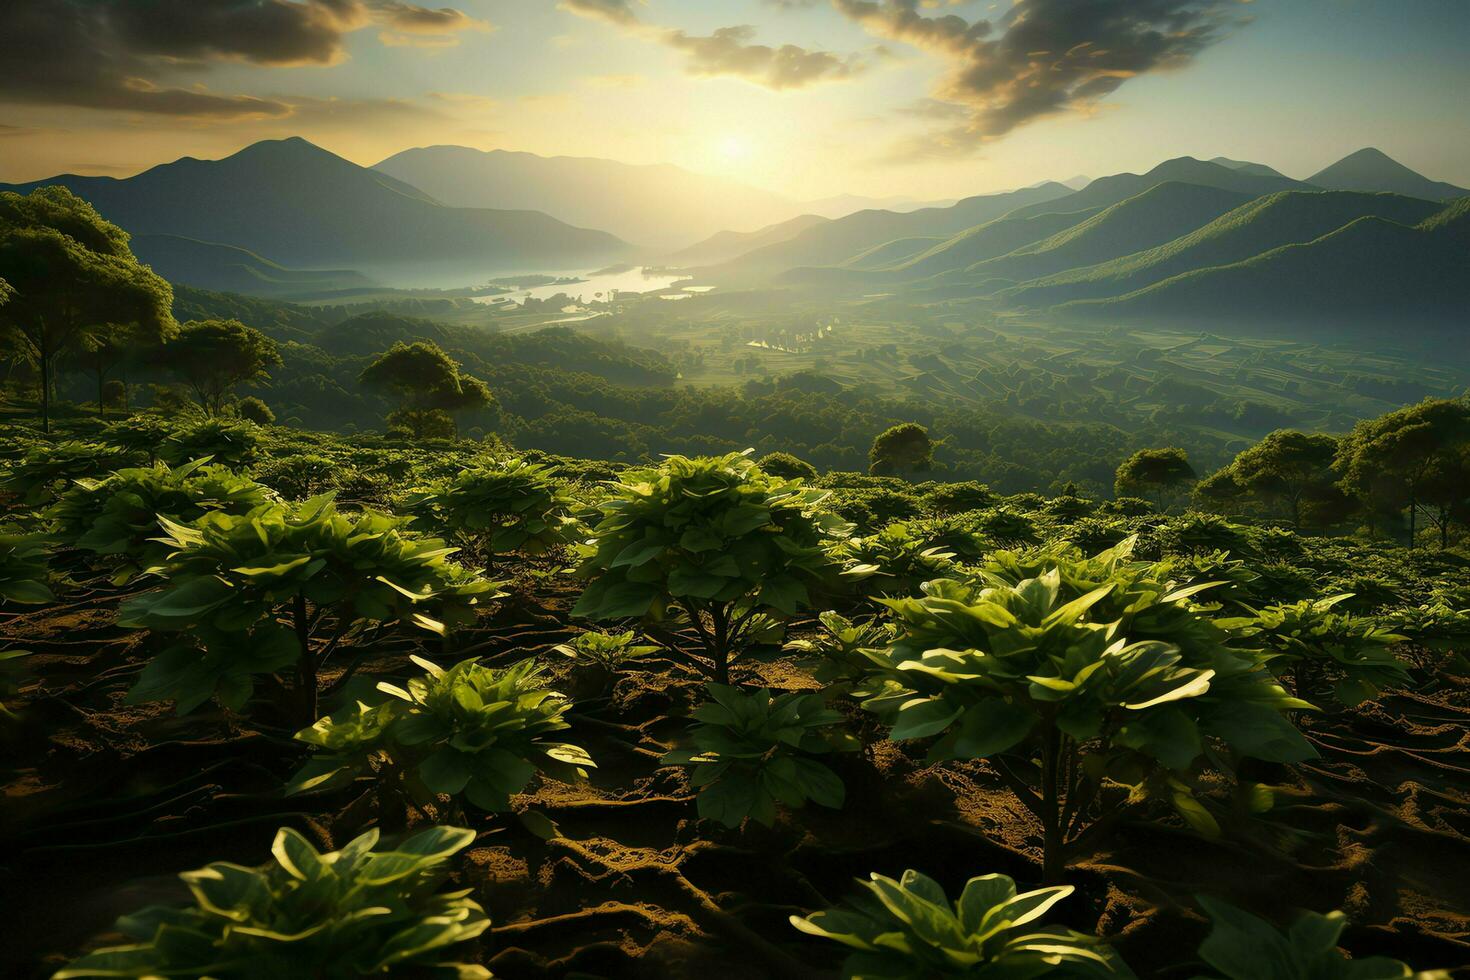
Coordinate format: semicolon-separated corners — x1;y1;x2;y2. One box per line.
0;187;174;432
161;319;282;417
358;341;494;439
869;422;935;476
1114;447;1196;512
1228;429;1340;529
1337;397;1470;549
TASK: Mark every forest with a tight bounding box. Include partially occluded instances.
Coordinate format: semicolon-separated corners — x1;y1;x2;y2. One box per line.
2;180;1469;978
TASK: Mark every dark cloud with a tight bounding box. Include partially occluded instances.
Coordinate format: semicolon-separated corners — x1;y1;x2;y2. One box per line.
836;0;1247;156
561;0;864;91
663;26;864;89
0;0;487;119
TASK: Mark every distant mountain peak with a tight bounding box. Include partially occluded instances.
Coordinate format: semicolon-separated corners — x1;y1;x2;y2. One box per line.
1309;148;1468;201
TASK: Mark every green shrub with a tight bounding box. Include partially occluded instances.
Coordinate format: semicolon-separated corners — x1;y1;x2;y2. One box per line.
0;527;53;605
160;417;261;469
661;683;855;828
552;629;659;692
831;522;959;599
53;825;490;979
2;440;137;505
401;458;580;563
757;451;818;481
785;611;895;688
791;869;1133;979
47;458;274;583
919;480;994;515
972;506;1041;547
235;395;276;425
289;657;592;814
573;452;847;683
119;494;500;719
99;415;175;463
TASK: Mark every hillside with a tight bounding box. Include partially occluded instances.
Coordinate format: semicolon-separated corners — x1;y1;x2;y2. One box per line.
1;138;633;287
668;213;829;267
948;182;1252;286
698;182;1074;281
1062;199;1470;331
1002;156;1305;221
374;145;806;249
878;207;1103;280
1308;147;1468;201
1000;190;1445;308
130;234;373;298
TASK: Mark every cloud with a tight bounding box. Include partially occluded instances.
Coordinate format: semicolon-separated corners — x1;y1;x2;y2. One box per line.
836;0;1247;156
561;0;865;91
0;0;488;119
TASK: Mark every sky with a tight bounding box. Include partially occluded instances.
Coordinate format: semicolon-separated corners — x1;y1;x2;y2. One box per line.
1;0;1467;201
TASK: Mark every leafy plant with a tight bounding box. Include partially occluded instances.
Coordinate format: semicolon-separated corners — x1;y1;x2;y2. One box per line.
159;417;261;469
857;539;1314;882
289;656;593;815
99;414;175;463
791;869;1133;979
1190;896;1448;980
2;440;137;505
0;526;54;605
1220;595;1410;707
47;458;275;583
573;451;847;683
119;494;500;720
973;506;1042;547
661;683;855;828
785;610;895;687
53;824;491;979
552;629;659;694
832;522;959;599
401;458;581;563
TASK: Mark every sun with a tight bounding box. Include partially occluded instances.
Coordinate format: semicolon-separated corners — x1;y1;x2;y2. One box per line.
715;134;752;163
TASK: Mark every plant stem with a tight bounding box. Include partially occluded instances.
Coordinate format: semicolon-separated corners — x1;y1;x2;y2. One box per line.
293;593;317;723
1040;723;1065;885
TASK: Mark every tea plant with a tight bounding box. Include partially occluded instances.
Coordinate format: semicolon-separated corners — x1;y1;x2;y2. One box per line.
0;527;54;604
401;457;581;563
857;539;1314;882
1191;897;1448;980
159;417;261;469
785;610;895;688
3;440;137;505
119;494;500;720
661;683;855;828
289;656;594;816
573;452;847;683
99;414;175;463
831;522;959;599
53;824;491;979
553;629;659;693
47;458;275;583
791;869;1133;978
1220;595;1411;706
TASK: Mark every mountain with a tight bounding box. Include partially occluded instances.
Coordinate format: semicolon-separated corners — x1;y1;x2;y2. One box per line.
130;234;374;298
999;190;1444;309
857;207;1102;281
1;138;633;287
668;213;829;267
1209;156;1286;178
373;145;816;249
801;193;958;217
1061;198;1470;331
939;182;1252;287
699;182;1075;281
1003;157;1306;221
1307;148;1468;202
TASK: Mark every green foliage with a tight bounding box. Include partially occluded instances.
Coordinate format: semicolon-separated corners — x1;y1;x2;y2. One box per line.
161;318;283;417
0;527;54;605
3;440;138;505
160;417;262;469
791;869;1133;979
1115;447;1196;512
785;611;895;687
757;451;818;481
1221;595;1411;706
919;480;994;515
870;422;935;476
290;657;592;813
47;458;275;583
553;629;659;673
118;494;499;717
661;683;854;828
973;506;1042;547
53;824;490;979
832;522;959;599
236;395;277;425
360;341;495;439
857;539;1313;879
1156;514;1255;558
572;452;847;683
100;414;175;461
402;458;580;560
1226;429;1341;529
1190;897;1448;980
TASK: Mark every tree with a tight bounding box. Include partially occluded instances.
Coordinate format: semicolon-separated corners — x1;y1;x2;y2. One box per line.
235;395;276;426
0;186;174;432
161;319;282;417
1228;429;1339;529
359;341;495;439
1114;447;1196;512
1337;398;1470;549
869;422;935;476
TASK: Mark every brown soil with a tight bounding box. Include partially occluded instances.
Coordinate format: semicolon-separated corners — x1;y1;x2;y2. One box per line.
3;571;1469;978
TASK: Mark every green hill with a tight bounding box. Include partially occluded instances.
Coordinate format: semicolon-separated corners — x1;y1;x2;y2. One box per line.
1;138;633;287
1308;147;1468;201
879;207;1102;279
668;213;829;267
1062;198;1470;331
950;182;1251;286
1003;156;1305;221
999;190;1444;308
131;234;373;298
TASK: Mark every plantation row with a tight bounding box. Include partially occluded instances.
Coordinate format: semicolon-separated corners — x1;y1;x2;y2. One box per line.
2;419;1467;977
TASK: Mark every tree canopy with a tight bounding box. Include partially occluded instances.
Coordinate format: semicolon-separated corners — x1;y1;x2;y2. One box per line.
358;341;495;439
161;318;283;417
1114;447;1196;511
869;422;935;476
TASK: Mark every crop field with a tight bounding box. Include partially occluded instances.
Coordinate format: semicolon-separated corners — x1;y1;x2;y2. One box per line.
3;418;1470;978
